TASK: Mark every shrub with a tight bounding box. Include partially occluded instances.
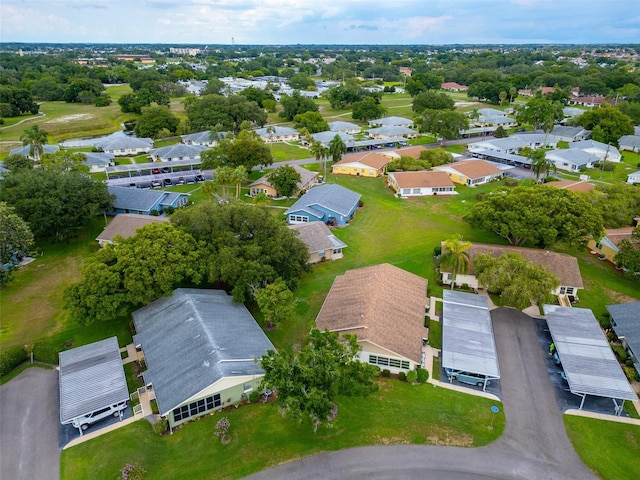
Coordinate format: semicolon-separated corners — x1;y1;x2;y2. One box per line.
33;342;59;365
416;367;429;383
381;369;391;378
433;246;442;256
248;391;260;403
612;345;628;362
153;417;168;435
0;345;28;377
214;417;230;437
398;371;407;381
599;316;611;329
406;370;418;383
120;463;146;480
163;206;175;215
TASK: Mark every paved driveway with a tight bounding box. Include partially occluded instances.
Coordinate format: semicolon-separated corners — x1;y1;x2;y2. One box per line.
245;308;596;479
0;367;59;480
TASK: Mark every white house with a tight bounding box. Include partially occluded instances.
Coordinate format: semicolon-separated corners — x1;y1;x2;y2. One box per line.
627;170;640;185
255;126;299;143
618;135;640;152
569;140;621;163
148;144;207;162
368;116;414;128
388;171;457;198
551;126;590;142
545;149;598;172
328;121;361;134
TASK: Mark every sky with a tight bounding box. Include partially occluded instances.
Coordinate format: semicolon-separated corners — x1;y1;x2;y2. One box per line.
1;0;639;45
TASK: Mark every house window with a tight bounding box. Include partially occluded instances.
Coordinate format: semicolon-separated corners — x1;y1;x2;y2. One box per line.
402;188;411;195
595;242;603;250
368;355;410;370
172;393;221;422
243;383;253;392
341;166;346;171
369;169;375;175
560;287;575;295
412;188;421;194
290;215;309;223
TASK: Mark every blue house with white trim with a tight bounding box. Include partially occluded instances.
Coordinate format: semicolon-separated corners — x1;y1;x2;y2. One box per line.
285;184;361;226
107;186;189;216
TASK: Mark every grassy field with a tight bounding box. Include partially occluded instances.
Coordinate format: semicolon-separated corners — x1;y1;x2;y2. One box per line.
60;378;505;480
269;142;312;161
564;416;640;480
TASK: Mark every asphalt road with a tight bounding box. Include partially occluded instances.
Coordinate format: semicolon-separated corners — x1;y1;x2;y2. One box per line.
0;367;59;480
245;308;596;480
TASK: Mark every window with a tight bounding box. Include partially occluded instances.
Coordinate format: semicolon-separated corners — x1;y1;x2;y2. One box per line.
412;188;421;194
595;242;603;250
290;215;309;223
402;189;411;195
369;169;375;175
172;393;221;422
368;355;410;370
243;383;253;392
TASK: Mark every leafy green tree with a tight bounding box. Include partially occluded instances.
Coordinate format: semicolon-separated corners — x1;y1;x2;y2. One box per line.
239;87;275;108
326;82;367;108
439;235;472;289
0;168;112;241
614;226;640;279
0;202;34;278
0;86;39;116
419;110;469;145
279;91;318;121
293;111;328;133
134;105;179;139
186;94;267;132
575;104;634;146
63;78;104;103
3;154;33;172
520;147;555;182
212;166;234;199
493;126;509;138
310;140;329;174
202;78;225;96
231;165;248;200
288;73;315;90
20;125;48;160
40;150;88;172
260;328;379;431
515;97;563;131
201;130;273;171
267;165;302;197
255;279;295;329
412;91;455;114
464;186;604;248
201;180;218;200
171;202;309;302
588;184;640;229
474;253;560;309
405;72;442;96
328;134;347;164
64;223;205;325
351;96;387;122
419;148;453;167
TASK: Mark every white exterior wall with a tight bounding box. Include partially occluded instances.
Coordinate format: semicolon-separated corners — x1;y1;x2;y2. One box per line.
627;173;640;184
399;186;456;198
358;340;419;374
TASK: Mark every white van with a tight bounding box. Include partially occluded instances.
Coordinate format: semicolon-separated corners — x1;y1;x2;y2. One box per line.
72;402;127;430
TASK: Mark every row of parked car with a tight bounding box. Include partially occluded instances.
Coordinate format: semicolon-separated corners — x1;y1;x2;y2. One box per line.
128;173;210;189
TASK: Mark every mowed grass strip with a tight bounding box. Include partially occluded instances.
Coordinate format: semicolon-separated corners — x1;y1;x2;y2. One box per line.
564;415;640;480
60;378;505;480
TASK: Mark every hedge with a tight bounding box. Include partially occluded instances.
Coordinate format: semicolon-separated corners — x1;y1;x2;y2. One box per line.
0;345;28;377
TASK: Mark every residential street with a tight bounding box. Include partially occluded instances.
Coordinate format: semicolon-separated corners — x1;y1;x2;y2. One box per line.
244;308;596;480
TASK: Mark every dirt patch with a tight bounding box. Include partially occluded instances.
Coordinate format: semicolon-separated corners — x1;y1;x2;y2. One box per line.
454;101;480;108
426;426;474;446
604;288;637;304
46;114;95;124
375;436;411;445
624;430;637;448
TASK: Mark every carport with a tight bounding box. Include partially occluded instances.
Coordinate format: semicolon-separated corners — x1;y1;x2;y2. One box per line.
59;337;129;435
543;305;636;415
441;290;500;391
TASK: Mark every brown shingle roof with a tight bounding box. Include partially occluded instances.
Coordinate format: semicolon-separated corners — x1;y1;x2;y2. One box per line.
316;264;427;363
545;180;595;192
604;227;635;248
249;165;317;189
446;160;502;179
461;243;583;288
389;171;455;189
392;146;426;159
96;214;169;243
334;151;390;170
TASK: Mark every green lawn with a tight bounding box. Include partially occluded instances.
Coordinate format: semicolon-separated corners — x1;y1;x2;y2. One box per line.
61;378;505;480
564;415;640;480
269;142;311;161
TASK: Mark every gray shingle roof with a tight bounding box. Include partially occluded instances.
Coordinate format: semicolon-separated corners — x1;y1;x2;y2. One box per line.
83;151;115;166
288;221;347;254
618;135;640;148
369;116;413;126
133;289;275;415
255;126;298;136
546;148;598;167
9;144;59;158
95;132;153;151
149;144;207;159
285;184;361;217
108;186;167;212
551;126;589;138
607;302;640;360
543;305;636;401
368;125;416;136
181;130;230;144
312;131;354;144
59;337;129;423
328;121;361;132
569;140;620;156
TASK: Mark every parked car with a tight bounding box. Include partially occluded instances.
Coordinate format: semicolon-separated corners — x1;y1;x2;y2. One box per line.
163;178;173;186
151;180;162;188
72;402;127;431
445;368;488;388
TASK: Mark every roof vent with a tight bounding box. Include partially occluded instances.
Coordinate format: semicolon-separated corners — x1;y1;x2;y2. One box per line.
203;360;210;368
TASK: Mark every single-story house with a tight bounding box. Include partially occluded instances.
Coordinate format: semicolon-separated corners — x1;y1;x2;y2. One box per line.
545;179;596;193
545;149;598;172
288;221;347;263
440;243;584;300
328;121;361;134
332;151;390;177
133;289;275;429
434;159;504;186
59;337;129;435
568;96;607;108
563;107;585;117
477;115;516;127
148;144;207;162
569;140;621;163
368;116;413;128
477;108;504;117
367;125;418;139
468;134;558;155
388;171;457;198
255;126;299;143
107;186;189;216
316;263;428;374
606;302;640;371
382;145;426;160
94;132;154;156
181;130;230;147
312;131;354;147
83;152;115;173
285;183;360;226
9;144;60;160
618;135;640;153
441;82;468;92
551;126;591;142
627;170;640;184
587;227;635;266
96;213;170;247
249;165;317;197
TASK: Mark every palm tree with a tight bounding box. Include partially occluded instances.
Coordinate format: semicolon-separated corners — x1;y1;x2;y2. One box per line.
310;140;329;176
266;125;276;143
530;149;555;182
439;235;472;290
214;165;234;199
20;125;48;161
231;165;248;199
328;134;347;164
